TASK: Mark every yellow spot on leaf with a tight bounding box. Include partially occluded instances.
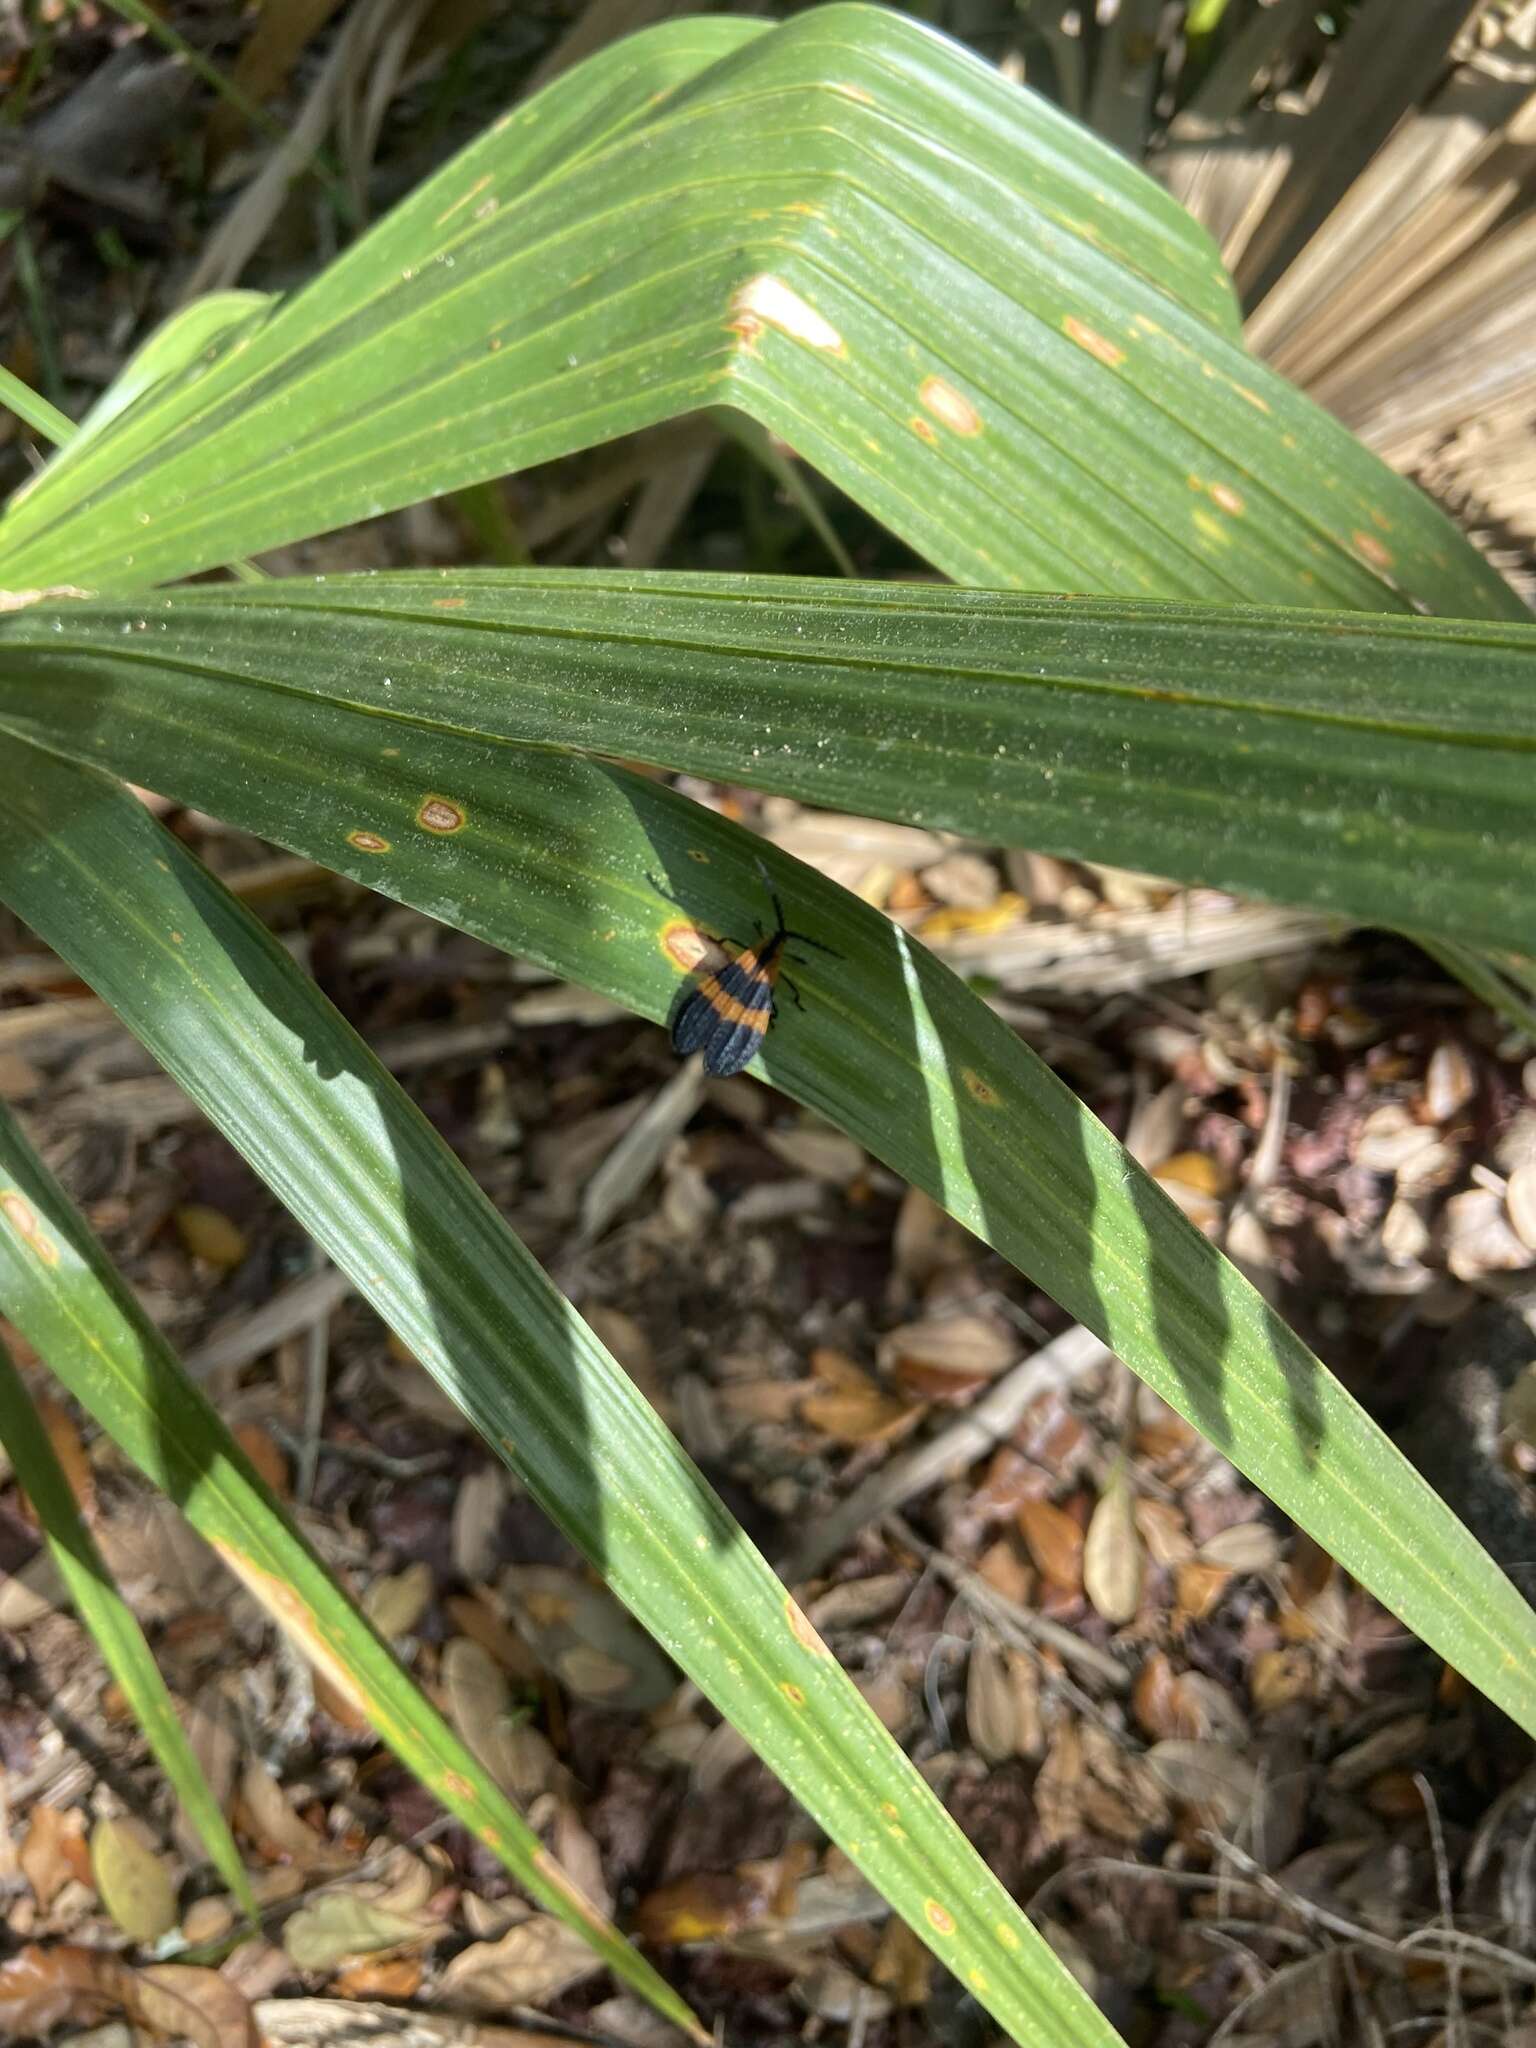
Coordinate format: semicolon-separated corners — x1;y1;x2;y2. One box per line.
1235;384;1270;413
833;80;874;104
1353;530;1394;570
417;795;466;834
969;1968;989;1992
996;1921;1021;1951
918;376;982;436
961;1068;1001;1108
727;275;845;355
1063;316;1124;368
347;831;390;855
881;1801;899;1819
925;1899;957;1938
1192;509;1229;545
784;1596;832;1657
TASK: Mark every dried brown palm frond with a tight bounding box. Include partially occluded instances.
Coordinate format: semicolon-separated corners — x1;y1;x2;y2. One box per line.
1152;0;1536;596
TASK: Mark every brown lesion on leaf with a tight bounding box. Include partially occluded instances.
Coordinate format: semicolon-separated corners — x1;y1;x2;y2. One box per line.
0;1190;58;1265
1353;530;1394;570
784;1595;832;1657
416;795;466;834
0;586;91;612
1063;316;1125;368
346;831;391;855
662;921;714;973
780;1682;806;1706
432;596;466;609
924;1899;957;1937
1209;483;1245;516
207;1543;377;1727
727;276;845;357
909;417;937;444
918;377;982;437
961;1068;1001;1108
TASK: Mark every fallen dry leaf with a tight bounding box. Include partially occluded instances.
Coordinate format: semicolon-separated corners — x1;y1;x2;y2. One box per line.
1134;1495;1195;1566
1082;1469;1144;1624
1174;1559;1232;1624
870;1914;933;2006
91;1816;179;1944
1146;1739;1258;1827
800;1379;914;1446
450;1465;510;1582
282;1890;437;1971
20;1805;90;1911
0;1945;120;2038
0;1946;255;2048
23;1394;95;1525
1198;1521;1283;1573
134;1965;258;2048
441;1634;528;1802
442;1591;542;1684
433;1916;600;2010
237;1761;351;1873
878;1311;1018;1401
763;1124;866;1185
330;1955;426;2000
1250;1646;1316;1714
975;1533;1036;1606
1016;1497;1085;1594
965;1632;1017;1765
502;1566;673;1711
229;1422;289;1499
363;1559;434;1640
890;1184;973;1292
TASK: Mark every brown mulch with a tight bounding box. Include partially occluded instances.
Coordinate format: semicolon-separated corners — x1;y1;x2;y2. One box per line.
3;7;1536;2048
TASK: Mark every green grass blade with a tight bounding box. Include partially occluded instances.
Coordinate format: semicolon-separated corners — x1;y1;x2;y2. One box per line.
0;1333;259;1921
0;363;75;448
2;721;1531;1758
0;1103;706;2042
1;575;1532;955
0;744;1121;2048
0;7;1515;619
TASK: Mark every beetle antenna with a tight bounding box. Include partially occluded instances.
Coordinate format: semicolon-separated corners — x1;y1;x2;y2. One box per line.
753;852;787;934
